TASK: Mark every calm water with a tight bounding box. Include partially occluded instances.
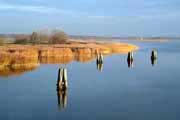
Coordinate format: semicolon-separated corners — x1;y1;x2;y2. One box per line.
1;40;180;120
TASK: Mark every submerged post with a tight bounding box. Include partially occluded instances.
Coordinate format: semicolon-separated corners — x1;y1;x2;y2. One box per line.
96;60;103;72
127;59;133;68
57;68;68;109
63;68;68;87
151;50;158;60
96;55;99;64
96;53;103;64
151;50;158;66
127;52;134;68
127;52;133;61
99;53;103;63
96;53;104;71
57;68;68;90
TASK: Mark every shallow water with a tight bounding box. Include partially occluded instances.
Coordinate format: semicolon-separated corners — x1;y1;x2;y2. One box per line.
1;40;180;120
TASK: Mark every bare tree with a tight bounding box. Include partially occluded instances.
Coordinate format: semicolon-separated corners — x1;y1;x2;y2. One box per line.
30;32;40;44
39;33;49;44
13;30;69;44
49;30;69;44
36;29;50;44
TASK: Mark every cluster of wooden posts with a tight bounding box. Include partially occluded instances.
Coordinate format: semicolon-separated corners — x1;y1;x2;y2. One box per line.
96;53;104;72
57;68;68;109
57;50;158;89
127;50;158;68
95;49;158;70
57;68;68;89
56;50;158;109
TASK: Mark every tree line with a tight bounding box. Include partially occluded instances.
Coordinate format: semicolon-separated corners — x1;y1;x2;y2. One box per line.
15;30;69;44
0;30;69;45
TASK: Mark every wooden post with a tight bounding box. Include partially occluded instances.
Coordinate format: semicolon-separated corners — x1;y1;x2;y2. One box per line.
97;60;103;72
97;53;103;64
127;59;133;68
96;53;103;71
127;52;133;61
151;57;157;66
151;50;157;59
63;68;68;88
96;54;99;64
99;53;103;63
57;68;68;90
57;68;68;109
57;68;63;86
151;50;158;66
127;52;134;68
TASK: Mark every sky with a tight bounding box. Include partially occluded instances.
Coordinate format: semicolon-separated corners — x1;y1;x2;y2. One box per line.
0;0;180;37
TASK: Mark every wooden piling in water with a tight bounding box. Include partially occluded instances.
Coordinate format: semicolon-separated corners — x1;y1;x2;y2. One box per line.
151;50;157;59
57;68;68;90
127;58;133;68
57;68;68;109
63;68;68;87
151;50;158;66
96;53;103;64
127;52;134;68
99;53;103;62
96;60;103;72
127;52;133;61
96;53;104;71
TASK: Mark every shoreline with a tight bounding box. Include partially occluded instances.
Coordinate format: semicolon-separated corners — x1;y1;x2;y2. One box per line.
0;40;138;76
0;40;138;74
0;40;138;65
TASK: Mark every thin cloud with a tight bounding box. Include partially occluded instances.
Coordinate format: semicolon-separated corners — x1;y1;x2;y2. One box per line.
0;4;112;19
0;3;113;20
0;4;86;15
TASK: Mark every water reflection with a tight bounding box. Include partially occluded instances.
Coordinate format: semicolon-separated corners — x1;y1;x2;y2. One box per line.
96;61;103;72
57;86;68;109
151;57;157;66
127;59;134;68
56;68;68;109
0;50;160;77
0;55;96;77
0;63;39;77
96;54;104;72
127;52;134;68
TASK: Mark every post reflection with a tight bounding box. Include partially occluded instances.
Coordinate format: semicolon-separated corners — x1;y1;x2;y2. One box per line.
127;52;134;68
96;53;104;72
56;68;68;109
96;61;103;72
151;57;157;66
127;59;134;68
57;86;68;109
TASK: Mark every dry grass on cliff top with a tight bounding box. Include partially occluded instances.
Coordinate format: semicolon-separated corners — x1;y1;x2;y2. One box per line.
0;39;138;51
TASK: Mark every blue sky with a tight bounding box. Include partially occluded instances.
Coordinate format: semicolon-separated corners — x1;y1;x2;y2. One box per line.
0;0;180;37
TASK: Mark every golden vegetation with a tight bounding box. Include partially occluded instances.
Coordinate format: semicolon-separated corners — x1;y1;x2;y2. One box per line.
0;40;138;65
0;30;138;77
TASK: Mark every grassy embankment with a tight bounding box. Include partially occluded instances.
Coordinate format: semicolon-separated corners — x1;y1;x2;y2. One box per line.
0;39;138;76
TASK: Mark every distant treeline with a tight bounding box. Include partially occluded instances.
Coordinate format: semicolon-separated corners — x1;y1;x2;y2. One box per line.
0;30;69;45
0;32;180;45
70;35;180;40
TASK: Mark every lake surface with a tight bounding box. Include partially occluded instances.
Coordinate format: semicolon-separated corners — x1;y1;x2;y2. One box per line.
1;40;180;120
